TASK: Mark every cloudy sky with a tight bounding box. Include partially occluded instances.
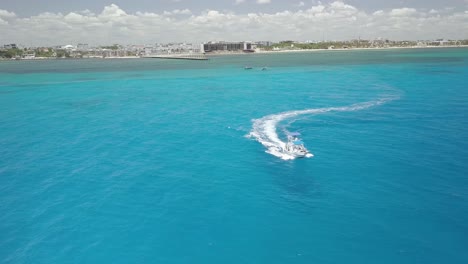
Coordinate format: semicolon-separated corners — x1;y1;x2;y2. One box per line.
1;0;467;46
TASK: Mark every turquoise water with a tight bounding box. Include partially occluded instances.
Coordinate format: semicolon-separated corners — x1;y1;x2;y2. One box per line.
1;48;468;263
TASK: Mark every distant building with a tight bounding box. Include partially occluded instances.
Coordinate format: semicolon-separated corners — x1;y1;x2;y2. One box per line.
23;51;36;59
417;41;427;47
430;39;451;46
201;41;253;53
62;45;75;50
3;44;17;49
256;41;273;47
77;43;89;51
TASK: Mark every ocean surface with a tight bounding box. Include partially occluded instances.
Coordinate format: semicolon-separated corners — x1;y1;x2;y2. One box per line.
1;48;467;263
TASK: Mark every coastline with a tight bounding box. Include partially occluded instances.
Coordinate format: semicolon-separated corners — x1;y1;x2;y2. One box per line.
208;45;468;56
1;45;467;61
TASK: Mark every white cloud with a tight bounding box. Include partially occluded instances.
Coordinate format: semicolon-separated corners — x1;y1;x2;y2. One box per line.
235;0;246;4
390;7;417;17
0;9;16;18
308;5;326;13
64;12;86;23
257;0;272;4
372;10;384;16
296;2;305;7
0;10;15;25
163;9;192;15
101;4;127;17
329;1;357;11
0;2;467;46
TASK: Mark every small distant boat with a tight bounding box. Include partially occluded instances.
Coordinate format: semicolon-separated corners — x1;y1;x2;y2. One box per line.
244;66;253;70
283;132;311;158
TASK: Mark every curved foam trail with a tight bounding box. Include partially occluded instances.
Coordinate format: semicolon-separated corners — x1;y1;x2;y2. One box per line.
248;97;396;160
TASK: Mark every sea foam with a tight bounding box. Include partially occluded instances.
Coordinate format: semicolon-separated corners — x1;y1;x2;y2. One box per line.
248;98;395;160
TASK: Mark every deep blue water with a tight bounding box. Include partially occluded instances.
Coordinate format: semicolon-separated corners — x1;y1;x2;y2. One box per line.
1;48;468;263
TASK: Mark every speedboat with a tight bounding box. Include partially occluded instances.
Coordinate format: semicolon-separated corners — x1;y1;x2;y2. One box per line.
244;66;253;70
283;132;310;158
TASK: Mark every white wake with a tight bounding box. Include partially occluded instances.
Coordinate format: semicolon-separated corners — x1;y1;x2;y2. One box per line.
248;98;395;160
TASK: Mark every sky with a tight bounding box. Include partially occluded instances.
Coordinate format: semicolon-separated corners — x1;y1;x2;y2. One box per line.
0;0;467;46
